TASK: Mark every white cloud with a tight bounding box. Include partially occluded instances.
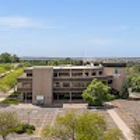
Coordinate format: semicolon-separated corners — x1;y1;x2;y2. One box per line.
0;16;54;29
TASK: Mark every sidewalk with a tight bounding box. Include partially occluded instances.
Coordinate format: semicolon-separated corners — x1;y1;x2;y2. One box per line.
107;102;134;140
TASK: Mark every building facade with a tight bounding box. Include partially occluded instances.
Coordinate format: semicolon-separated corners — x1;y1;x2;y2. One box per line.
17;63;127;106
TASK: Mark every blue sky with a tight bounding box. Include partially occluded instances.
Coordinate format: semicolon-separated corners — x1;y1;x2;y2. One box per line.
0;0;140;57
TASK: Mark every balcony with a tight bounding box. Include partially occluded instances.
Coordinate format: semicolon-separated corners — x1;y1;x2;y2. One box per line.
17;83;32;92
17;87;32;92
53;75;113;81
53;87;85;92
17;77;32;82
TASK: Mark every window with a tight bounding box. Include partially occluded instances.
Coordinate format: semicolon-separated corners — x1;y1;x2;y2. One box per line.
63;83;70;87
72;82;85;87
108;80;113;84
99;71;103;75
72;92;83;100
22;83;31;88
54;82;60;87
92;72;96;76
85;72;89;76
59;73;70;77
27;73;32;77
53;73;57;77
72;73;82;77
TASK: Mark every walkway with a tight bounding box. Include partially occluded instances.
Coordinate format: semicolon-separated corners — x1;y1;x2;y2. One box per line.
63;103;88;108
107;103;134;140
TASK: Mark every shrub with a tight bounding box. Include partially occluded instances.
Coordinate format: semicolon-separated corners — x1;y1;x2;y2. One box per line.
120;85;129;99
14;123;35;134
14;124;26;134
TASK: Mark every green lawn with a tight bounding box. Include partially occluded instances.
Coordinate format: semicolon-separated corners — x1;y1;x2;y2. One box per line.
2;98;20;105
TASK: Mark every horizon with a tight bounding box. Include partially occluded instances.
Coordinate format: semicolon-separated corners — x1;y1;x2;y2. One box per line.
0;0;140;57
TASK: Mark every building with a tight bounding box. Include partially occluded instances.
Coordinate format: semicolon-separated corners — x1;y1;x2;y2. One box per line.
17;63;127;106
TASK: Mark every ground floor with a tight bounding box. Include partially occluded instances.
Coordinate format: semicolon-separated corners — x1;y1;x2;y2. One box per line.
21;91;84;106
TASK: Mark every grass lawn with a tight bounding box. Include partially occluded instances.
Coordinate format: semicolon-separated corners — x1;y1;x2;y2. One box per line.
2;98;20;105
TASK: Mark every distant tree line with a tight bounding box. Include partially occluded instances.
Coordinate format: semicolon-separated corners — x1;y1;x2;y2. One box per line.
0;53;19;63
21;57;83;66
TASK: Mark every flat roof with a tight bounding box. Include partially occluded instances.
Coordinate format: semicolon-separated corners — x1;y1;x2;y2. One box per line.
53;66;103;69
25;65;103;70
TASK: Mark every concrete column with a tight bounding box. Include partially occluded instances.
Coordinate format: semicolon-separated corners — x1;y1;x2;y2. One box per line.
57;94;59;100
70;68;72;77
70;92;72;102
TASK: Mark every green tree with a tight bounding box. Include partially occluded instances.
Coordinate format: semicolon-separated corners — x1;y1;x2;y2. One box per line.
11;54;20;63
0;53;12;63
127;65;140;93
82;79;111;106
41;111;122;140
120;84;129;99
0;53;20;63
0;112;20;140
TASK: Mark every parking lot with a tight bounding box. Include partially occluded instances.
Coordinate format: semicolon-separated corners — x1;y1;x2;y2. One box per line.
0;103;119;140
112;99;140;129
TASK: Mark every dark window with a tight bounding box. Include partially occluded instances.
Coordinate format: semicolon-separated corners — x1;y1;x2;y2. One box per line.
63;83;70;87
72;73;82;77
108;80;113;84
59;93;70;100
72;92;83;100
92;72;96;76
72;82;84;87
99;71;103;75
53;93;58;100
27;73;32;77
55;82;60;87
59;73;70;77
53;73;57;77
85;72;89;76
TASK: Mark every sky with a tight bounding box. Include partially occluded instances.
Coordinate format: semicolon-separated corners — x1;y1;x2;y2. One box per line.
0;0;140;57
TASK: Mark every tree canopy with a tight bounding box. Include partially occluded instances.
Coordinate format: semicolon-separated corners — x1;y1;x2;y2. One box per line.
82;79;111;106
41;111;122;140
127;64;140;92
0;53;19;63
0;112;20;140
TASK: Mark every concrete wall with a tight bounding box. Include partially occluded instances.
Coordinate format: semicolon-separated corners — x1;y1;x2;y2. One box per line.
103;67;127;91
32;67;53;106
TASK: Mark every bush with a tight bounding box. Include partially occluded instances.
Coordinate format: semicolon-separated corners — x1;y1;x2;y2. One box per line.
2;98;20;105
26;129;33;134
120;85;129;99
9;91;20;98
14;123;35;134
14;124;26;134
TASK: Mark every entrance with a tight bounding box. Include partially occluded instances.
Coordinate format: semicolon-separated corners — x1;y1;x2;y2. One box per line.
23;92;32;103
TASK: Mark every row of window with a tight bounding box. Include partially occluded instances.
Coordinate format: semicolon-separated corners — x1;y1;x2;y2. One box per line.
53;92;83;100
54;80;113;88
26;68;119;77
53;71;103;77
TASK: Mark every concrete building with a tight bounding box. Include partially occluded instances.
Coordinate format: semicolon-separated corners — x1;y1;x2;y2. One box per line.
17;63;127;106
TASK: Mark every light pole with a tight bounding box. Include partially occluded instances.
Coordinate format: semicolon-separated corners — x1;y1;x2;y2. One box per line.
27;111;31;124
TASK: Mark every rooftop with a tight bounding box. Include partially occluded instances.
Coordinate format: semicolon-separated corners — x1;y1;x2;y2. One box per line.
25;65;103;70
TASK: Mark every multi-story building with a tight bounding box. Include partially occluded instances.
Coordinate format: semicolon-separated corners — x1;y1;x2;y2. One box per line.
17;63;127;106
